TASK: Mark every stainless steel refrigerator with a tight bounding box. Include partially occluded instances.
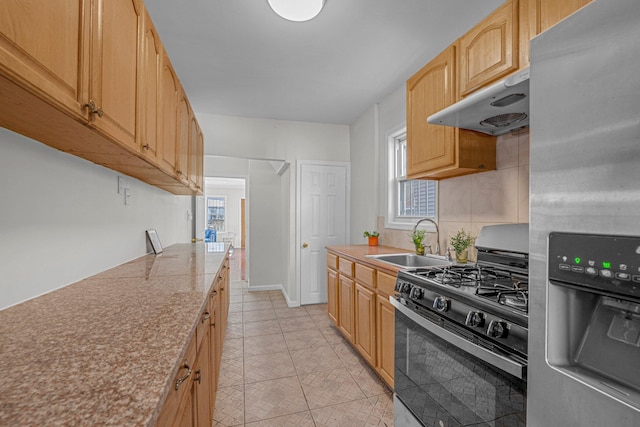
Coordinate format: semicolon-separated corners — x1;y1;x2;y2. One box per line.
529;0;640;425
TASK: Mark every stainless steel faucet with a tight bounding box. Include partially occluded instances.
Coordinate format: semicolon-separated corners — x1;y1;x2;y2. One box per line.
413;218;441;257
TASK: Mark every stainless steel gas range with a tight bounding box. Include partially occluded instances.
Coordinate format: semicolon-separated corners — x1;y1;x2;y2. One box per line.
391;223;528;427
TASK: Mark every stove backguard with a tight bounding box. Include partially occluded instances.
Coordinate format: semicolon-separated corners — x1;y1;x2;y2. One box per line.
547;232;640;412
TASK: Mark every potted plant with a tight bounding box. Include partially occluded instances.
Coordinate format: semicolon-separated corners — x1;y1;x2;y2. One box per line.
450;228;474;263
410;229;427;255
363;230;379;246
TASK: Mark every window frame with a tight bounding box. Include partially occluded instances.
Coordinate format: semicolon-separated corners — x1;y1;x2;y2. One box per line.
384;126;438;231
206;195;227;232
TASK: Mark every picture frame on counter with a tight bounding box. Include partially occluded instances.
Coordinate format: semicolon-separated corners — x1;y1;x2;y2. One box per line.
146;229;163;254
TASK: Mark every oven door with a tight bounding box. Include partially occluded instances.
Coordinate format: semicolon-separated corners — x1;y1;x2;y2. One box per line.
392;297;527;426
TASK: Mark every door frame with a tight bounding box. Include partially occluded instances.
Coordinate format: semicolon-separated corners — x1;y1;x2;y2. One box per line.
296;160;350;306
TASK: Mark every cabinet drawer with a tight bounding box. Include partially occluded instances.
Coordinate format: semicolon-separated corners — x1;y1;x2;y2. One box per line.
355;263;376;289
327;252;338;270
377;271;397;297
338;258;354;277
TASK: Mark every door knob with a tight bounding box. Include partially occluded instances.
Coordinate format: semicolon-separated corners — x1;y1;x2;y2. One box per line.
302;242;308;248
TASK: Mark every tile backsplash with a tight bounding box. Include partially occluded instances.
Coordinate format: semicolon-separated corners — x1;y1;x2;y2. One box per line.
378;129;530;261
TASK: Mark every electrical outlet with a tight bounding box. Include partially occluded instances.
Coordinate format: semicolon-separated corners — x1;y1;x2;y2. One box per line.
124;188;131;206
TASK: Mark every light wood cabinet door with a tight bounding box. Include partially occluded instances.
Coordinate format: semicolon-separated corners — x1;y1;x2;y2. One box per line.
355;283;376;366
194;327;211;427
87;0;142;151
0;0;88;119
407;46;457;177
176;92;191;184
407;45;496;180
159;52;179;175
338;275;355;343
138;6;161;162
531;0;591;35
208;293;220;409
459;0;519;97
376;295;394;388
196;126;204;194
327;268;339;324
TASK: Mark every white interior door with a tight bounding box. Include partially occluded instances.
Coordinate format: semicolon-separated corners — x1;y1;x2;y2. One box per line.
299;162;348;305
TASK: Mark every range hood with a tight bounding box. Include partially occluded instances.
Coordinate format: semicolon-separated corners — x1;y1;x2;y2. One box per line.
427;68;529;136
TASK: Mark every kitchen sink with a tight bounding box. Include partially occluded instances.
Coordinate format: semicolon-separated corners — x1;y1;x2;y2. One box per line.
366;253;452;268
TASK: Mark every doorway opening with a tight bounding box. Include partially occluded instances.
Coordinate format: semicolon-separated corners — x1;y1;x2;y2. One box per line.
205;177;246;280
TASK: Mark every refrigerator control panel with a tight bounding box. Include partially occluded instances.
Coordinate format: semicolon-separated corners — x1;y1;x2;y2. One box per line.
548;232;640;301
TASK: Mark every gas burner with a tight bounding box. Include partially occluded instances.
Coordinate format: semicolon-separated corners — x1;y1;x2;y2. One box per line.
498;290;529;310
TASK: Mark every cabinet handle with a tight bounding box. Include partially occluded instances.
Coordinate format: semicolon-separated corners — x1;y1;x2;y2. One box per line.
84;100;104;117
201;311;211;323
194;369;202;384
175;363;192;390
142;144;150;150
212;290;218;296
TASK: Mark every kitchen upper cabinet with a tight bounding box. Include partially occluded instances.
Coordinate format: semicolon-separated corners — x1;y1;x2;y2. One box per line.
407;45;495;180
458;0;520;97
159;51;180;175
529;0;592;35
0;0;204;196
518;0;592;68
176;93;191;185
0;0;88;119
188;117;203;194
87;0;142;151
138;6;162;163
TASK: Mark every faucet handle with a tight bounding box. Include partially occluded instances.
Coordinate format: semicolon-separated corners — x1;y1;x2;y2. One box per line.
424;245;433;255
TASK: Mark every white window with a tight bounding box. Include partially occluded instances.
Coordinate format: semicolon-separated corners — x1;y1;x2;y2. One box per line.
386;128;437;228
207;196;226;231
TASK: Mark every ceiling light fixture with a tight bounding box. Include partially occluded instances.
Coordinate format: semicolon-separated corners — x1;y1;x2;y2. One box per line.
267;0;325;22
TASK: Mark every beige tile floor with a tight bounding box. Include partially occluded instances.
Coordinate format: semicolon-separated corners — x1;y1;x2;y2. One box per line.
213;280;395;427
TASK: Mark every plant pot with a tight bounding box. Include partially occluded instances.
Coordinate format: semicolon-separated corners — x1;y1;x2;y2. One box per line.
368;236;379;246
455;248;468;264
416;245;425;255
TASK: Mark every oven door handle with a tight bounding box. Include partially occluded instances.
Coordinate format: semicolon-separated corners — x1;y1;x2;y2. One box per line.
390;296;526;379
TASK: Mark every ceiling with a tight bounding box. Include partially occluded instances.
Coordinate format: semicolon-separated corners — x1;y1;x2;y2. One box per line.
144;0;504;125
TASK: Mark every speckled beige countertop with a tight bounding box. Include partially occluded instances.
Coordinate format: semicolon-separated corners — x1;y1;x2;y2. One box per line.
0;242;228;426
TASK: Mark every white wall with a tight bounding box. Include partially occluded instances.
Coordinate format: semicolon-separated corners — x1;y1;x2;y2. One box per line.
200;114;350;304
199;113;350;162
349;104;378;244
349;85;407;245
0;128;193;310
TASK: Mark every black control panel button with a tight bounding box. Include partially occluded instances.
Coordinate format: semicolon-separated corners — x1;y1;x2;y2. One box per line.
559;264;571;271
615;272;631;281
571;266;584;273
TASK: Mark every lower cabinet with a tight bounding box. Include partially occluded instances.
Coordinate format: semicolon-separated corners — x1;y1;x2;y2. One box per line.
327;249;397;389
327;267;339;324
157;254;229;426
354;283;376;366
376;294;395;387
337;275;355;342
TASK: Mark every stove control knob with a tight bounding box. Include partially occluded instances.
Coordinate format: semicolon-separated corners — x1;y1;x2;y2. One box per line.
465;311;485;327
487;320;508;338
409;287;423;300
394;281;403;292
401;283;413;294
433;296;450;312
